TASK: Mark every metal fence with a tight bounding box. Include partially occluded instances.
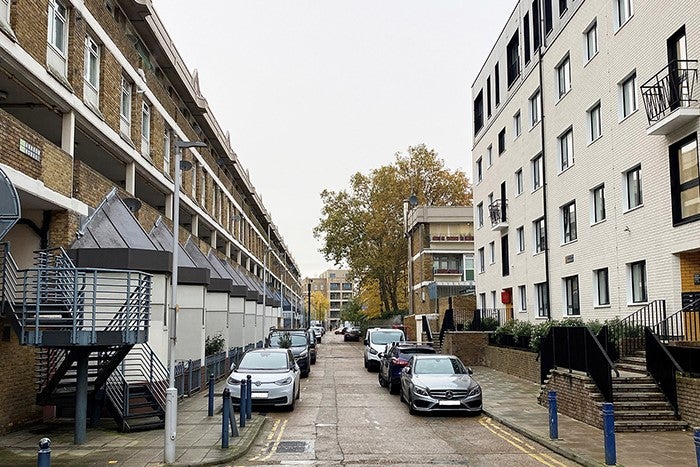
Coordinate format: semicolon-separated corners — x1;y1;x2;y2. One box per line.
205;351;228;380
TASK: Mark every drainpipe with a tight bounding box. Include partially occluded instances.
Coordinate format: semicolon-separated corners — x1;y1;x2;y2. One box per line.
538;0;552;320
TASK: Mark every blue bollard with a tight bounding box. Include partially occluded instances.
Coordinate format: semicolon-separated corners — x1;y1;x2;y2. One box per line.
208;373;215;417
239;379;247;428
694;427;700;467
37;438;51;467
221;388;230;448
602;402;617;466
548;390;559;440
246;375;253;420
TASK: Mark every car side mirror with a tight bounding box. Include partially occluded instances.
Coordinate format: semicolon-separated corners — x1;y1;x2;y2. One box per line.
403;367;411;374
364;339;368;346
378;352;384;358
230;362;236;371
467;367;473;375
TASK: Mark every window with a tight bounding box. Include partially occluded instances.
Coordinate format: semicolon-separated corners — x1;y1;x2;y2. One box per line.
464;257;474;281
48;0;68;55
536;282;549;317
584;21;598;62
474;91;484;135
83;35;100;106
615;0;633;29
478;248;485;273
491;291;497;308
594;268;610;306
498;128;506;154
191;164;197;197
476;158;483;183
518;285;527;311
556;55;571;99
487;146;493;167
486;77;492;118
625;165;643;210
141;101;151;157
513;111;521;139
516;226;525;252
532;0;541;49
530;90;541;126
561;201;577;243
564;275;580;315
515;168;524;195
534;217;546;253
489;241;495;264
532;154;543;190
506;31;520;87
559;0;567;15
544;0;553;34
494;63;501;107
164;129;171;174
670;134;700;224
620;72;637;119
629;260;647;303
0;0;10;24
588;103;602;142
479;293;486;310
120;76;132;136
592;185;606;223
558;128;574;171
200;170;206;205
477;202;484;228
523;13;531;65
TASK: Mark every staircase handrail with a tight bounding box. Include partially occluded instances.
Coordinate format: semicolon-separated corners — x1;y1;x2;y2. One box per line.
645;327;685;414
607;299;667;358
109;343;168;411
651;297;700;343
0;242;20;315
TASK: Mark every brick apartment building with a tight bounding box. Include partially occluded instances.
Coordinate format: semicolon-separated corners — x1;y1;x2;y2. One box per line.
303;269;355;328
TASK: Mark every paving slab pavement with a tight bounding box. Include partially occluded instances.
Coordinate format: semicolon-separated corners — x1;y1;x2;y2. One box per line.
475;366;696;467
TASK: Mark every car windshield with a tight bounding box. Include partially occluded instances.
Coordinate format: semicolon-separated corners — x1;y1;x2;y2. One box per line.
269;333;307;347
371;331;404;345
413;357;465;375
238;351;288;370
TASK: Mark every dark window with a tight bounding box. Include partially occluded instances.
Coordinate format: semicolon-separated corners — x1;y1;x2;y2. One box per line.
474;91;484;135
544;0;553;34
564;275;580;315
501;234;510;277
498;128;506;154
523;13;531;65
536;282;549;317
494;63;500;107
532;1;541;49
487;77;492;117
559;0;567;16
670;133;700;225
506;31;520;87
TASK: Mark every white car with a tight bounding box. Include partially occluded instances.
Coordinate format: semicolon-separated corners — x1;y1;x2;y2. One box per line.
364;328;405;371
225;348;300;410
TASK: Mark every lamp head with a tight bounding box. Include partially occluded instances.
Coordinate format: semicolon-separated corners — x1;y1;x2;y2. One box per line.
179;160;193;171
408;194;418;208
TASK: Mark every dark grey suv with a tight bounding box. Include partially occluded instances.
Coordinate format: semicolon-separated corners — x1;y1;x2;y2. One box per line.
267;329;311;377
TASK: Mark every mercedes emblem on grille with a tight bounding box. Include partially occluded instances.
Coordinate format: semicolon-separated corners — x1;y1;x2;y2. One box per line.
254;380;262;387
445;390;453;399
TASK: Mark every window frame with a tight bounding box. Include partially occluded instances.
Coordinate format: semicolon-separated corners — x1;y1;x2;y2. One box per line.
516;226;525;252
515;168;524;195
561;201;577;244
564;275;580;315
594;268;610;306
83;34;100;92
477;202;484;228
615;0;633;30
624;165;643;211
141;101;151;156
518;285;527;312
476;157;483;183
588;102;602;143
536;282;549;318
556;55;571;99
558;128;574;171
513;111;522;139
534;217;546;253
120;75;132;135
669;133;700;225
529;90;542;127
629;260;648;304
584;20;598;62
619;72;638;120
163;128;172;175
478;248;485;273
591;184;606;224
489;241;495;264
532;154;543;191
48;0;68;56
498;128;506;154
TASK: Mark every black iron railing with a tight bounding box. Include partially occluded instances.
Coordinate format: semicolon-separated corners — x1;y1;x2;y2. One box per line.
469;308;505;331
205;350;228;380
641;59;698;124
607;300;666;358
651;297;700;343
645;327;684;414
488;199;507;227
539;326;618;402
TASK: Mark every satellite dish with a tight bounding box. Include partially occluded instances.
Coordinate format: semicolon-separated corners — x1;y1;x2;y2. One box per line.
180;160;193;171
0;167;20;241
123;197;142;213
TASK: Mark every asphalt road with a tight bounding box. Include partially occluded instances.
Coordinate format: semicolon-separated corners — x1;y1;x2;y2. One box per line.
237;332;574;466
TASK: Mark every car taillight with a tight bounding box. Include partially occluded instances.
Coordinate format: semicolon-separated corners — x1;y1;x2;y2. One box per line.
391;357;409;367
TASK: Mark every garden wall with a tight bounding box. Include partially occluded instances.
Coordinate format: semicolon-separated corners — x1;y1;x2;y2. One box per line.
484;346;540;384
538;369;603;429
677;375;700;427
441;332;488;366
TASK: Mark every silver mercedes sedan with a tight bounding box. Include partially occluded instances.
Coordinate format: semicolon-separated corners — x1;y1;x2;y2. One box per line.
399;354;482;415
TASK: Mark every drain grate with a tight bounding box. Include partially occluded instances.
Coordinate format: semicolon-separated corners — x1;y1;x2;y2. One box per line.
276;440;311;453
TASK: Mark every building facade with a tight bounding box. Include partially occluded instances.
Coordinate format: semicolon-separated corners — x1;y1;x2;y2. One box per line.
472;0;700;323
303;270;355;327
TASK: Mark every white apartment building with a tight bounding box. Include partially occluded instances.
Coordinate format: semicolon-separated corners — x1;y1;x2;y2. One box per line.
472;0;700;323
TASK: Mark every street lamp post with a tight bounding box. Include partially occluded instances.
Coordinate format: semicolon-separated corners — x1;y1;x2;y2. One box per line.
404;195;418;316
307;281;312;328
165;140;205;464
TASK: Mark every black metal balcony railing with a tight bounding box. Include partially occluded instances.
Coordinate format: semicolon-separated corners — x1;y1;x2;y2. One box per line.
641;59;698;124
488;199;507;226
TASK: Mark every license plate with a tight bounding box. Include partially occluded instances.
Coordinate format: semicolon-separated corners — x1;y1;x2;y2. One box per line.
438;400;461;406
251;392;268;399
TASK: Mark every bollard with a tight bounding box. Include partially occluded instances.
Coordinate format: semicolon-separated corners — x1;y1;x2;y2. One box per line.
239;379;247;428
694;427;700;467
602;402;617;466
37;438;51;467
246;374;254;420
208;373;215;417
221;388;230;448
548;390;559;440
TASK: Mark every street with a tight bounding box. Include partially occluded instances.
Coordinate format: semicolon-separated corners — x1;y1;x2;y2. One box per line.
237;333;573;466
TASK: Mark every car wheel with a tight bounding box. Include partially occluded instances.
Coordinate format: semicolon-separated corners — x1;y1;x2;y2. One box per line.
295;382;300;400
301;369;309;378
399;385;405;403
389;381;399;395
288;396;295;412
408;394;418;416
311;356;316;365
378;371;387;387
364;357;369;370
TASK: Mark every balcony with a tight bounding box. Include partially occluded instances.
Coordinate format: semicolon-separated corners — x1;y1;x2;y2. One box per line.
489;199;508;231
431;234;474;242
641;60;700;136
433;268;463;276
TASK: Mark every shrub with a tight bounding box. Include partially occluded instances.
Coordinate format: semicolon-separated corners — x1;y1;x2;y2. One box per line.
480;316;500;331
205;333;226;356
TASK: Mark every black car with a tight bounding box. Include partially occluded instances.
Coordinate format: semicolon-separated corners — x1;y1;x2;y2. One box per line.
344;326;361;341
378;342;436;394
267;329;311;377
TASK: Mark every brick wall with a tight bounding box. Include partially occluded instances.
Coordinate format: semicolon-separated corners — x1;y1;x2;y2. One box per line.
442;332;488;366
677;375;700;426
538;369;602;429
0;319;42;434
680;251;700;293
11;0;46;66
484;345;540;384
403;315;417;341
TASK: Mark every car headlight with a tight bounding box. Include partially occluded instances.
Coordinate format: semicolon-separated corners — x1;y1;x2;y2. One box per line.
369;347;378;355
414;385;429;397
227;376;241;386
467;385;481;397
299;349;308;357
274;376;293;386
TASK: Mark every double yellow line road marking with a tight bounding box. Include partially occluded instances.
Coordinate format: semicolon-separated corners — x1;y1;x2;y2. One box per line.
479;417;568;467
249;417;288;462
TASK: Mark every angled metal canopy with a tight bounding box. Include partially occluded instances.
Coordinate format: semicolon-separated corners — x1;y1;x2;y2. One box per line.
0;167;20;241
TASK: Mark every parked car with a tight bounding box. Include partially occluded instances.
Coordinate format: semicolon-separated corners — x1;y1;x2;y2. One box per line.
335;326;348;335
225;348;300;411
343;326;361;341
306;329;318;364
378;342;436;394
364;328;405;371
267;329;311;377
399;354;482;415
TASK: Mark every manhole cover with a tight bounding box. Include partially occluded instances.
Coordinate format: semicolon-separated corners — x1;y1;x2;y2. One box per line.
276;440;311;453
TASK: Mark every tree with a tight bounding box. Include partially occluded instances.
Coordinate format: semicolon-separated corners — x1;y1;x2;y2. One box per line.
314;144;471;314
311;291;329;322
340;297;367;324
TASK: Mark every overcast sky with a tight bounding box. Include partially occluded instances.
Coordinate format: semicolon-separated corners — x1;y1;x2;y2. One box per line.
154;0;516;278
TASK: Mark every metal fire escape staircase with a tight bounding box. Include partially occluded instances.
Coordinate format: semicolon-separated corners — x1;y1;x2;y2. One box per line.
0;243;164;436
